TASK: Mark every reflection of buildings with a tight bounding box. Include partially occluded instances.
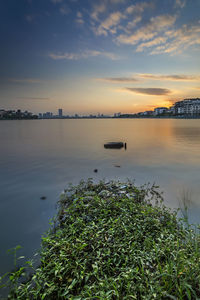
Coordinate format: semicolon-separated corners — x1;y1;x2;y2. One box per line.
173;126;200;140
171;123;200;149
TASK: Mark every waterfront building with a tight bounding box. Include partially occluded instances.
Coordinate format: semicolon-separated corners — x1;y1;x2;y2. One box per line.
168;106;175;115
143;110;153;116
174;98;200;115
58;108;63;118
43;112;53;118
154;107;168;116
0;110;5;118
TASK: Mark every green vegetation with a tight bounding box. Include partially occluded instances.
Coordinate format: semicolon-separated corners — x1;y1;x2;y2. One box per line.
1;179;200;299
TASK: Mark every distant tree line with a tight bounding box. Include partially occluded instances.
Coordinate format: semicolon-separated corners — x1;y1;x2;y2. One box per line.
0;109;38;120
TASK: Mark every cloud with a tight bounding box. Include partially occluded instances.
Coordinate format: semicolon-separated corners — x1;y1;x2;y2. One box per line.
97;77;138;83
174;0;186;8
136;37;167;52
25;15;35;22
95;11;124;36
138;74;200;81
125;87;171;95
126;16;142;30
92;1;152;36
9;78;44;84
91;0;128;22
109;0;127;3
125;2;153;14
17;97;50;100
88;1;198;56
77;11;82;18
51;0;63;4
91;2;106;21
76;18;84;24
60;5;70;15
49;53;80;60
102;11;123;30
97;73;200;84
49;50;119;60
150;23;200;55
117;15;177;45
76;11;84;24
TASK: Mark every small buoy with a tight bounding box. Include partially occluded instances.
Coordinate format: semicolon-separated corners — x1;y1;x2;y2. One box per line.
40;196;46;200
94;169;98;173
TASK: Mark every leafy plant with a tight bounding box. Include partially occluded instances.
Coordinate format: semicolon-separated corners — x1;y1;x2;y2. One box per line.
1;180;200;299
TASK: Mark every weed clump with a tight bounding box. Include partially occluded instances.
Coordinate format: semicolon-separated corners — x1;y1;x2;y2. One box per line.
2;179;200;299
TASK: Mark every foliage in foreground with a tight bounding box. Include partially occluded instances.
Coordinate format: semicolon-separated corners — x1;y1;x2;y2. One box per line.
1;179;200;299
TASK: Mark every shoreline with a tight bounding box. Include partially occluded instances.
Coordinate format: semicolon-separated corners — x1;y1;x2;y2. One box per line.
1;115;200;121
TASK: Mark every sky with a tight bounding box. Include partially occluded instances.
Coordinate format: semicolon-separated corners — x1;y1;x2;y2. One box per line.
0;0;200;115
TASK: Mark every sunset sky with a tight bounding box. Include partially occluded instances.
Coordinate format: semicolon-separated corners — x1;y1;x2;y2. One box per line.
0;0;200;115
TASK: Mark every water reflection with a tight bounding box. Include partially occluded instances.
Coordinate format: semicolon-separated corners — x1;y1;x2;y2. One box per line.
0;119;200;284
173;123;200;144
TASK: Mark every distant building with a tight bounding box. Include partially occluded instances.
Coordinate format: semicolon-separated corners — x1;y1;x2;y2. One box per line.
154;107;168;116
58;109;63;118
43;112;53;118
168;106;175;114
174;98;200;115
0;110;5;118
114;112;121;117
143;110;153;116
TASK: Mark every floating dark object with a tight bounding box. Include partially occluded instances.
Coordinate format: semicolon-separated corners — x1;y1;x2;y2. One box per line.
104;142;124;149
40;196;46;200
94;169;98;173
115;165;121;168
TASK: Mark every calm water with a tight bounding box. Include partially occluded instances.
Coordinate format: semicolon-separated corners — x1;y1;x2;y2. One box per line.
1;119;200;279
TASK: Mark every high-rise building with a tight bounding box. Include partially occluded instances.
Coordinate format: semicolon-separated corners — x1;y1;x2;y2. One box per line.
58;108;63;117
174;98;200;115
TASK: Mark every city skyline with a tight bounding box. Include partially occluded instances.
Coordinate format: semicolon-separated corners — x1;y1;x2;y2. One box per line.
2;97;200;119
0;0;200;114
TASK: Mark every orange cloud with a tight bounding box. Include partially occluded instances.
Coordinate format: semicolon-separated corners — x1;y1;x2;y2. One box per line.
125;87;172;95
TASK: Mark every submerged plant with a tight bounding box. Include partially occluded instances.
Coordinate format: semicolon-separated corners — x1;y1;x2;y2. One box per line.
1;179;200;299
178;188;193;224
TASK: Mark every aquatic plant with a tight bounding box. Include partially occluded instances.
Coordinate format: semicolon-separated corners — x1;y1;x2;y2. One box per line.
1;179;200;299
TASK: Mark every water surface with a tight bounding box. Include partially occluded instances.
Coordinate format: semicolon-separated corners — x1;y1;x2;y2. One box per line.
0;119;200;281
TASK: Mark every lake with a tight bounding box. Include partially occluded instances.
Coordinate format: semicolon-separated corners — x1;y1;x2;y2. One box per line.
0;119;200;280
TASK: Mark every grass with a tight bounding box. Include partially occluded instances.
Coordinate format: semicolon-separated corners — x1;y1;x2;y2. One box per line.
1;179;200;299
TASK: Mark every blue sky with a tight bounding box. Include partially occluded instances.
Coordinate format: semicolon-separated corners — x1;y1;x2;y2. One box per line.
0;0;200;114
